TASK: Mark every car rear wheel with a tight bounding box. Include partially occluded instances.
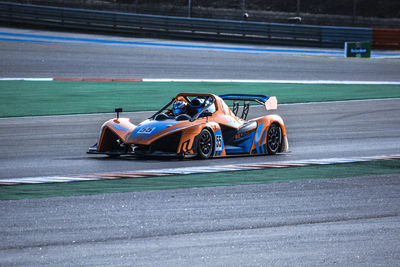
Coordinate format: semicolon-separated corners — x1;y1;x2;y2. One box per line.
266;123;282;154
197;128;214;159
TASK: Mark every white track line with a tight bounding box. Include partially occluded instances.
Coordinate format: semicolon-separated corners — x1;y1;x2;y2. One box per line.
1;78;400;84
0;78;53;81
142;79;400;85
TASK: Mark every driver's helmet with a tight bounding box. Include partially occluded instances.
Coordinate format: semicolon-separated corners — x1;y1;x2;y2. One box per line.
205;100;216;113
172;101;188;116
190;98;205;114
190;97;216;115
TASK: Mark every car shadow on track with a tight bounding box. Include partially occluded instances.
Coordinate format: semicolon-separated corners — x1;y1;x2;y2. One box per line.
85;152;288;162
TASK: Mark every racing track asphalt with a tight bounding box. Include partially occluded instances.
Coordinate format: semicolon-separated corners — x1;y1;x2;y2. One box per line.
1;27;400;265
1;174;399;266
1;99;399;179
1;26;400;81
1;102;399;266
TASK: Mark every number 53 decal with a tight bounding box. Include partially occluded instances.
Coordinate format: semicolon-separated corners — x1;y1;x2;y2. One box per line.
215;135;223;152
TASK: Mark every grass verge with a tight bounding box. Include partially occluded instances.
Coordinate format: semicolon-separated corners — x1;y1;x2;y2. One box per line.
1;81;400;117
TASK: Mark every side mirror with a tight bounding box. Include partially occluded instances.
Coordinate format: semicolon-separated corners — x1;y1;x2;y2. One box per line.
115;108;123;120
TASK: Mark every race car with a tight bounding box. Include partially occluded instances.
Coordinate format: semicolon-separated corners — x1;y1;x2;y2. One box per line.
87;93;288;159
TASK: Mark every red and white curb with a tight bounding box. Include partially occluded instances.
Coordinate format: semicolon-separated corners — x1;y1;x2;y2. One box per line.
1;155;399;186
1;78;400;85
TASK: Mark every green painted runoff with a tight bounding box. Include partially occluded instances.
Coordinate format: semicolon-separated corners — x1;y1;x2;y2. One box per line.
1;81;400;117
1;159;399;200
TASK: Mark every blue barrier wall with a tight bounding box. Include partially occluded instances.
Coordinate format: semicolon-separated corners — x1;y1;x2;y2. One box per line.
0;1;372;48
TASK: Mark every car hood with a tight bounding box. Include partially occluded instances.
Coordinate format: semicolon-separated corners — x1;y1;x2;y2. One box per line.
127;119;193;144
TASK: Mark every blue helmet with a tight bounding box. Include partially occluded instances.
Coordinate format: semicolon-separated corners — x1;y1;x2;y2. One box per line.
190;97;216;115
172;101;188;116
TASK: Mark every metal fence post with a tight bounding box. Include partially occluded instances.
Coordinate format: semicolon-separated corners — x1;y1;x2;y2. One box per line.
353;0;357;24
297;0;301;17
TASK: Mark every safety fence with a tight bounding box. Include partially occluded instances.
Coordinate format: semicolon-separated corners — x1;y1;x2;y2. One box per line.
0;2;396;49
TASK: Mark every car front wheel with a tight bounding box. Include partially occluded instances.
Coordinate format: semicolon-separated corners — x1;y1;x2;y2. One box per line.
266;123;282;154
197;128;214;159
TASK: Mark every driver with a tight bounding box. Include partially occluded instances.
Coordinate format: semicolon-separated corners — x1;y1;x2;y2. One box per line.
172;101;188;116
189;97;215;117
188;98;204;116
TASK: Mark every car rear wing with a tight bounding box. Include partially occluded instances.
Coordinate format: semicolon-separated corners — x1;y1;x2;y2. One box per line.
219;94;277;120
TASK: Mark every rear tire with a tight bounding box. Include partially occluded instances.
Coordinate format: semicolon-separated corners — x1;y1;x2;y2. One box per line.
197;128;214;159
266;123;282;154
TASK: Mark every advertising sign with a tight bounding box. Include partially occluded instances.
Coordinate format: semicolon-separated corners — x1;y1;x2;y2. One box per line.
345;42;371;58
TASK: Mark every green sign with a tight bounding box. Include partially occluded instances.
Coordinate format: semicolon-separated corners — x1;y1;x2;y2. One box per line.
345;42;371;58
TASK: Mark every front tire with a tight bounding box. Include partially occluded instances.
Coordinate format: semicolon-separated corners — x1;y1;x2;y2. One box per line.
266;123;282;154
197;128;214;159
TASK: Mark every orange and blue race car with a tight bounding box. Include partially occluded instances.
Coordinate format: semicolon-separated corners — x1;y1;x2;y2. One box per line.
88;93;288;159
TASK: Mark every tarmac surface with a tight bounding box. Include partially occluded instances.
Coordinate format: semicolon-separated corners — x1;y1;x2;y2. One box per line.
1;26;400;81
0;26;399;266
1;174;399;266
1;99;399;179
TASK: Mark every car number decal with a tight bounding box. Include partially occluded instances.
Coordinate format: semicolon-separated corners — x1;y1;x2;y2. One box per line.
137;127;155;134
215;135;223;152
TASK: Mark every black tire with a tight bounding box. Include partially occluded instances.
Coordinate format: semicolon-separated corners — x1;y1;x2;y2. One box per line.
266;123;282;154
197;128;214;159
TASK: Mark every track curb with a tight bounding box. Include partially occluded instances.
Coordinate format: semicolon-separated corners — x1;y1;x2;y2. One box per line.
1;154;399;185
